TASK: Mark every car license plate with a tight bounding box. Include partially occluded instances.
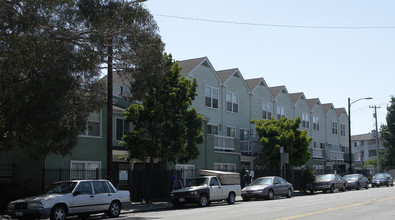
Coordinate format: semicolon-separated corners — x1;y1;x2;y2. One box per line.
16;212;23;217
179;198;185;202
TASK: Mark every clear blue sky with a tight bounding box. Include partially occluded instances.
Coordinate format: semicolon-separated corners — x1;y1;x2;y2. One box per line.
144;0;395;136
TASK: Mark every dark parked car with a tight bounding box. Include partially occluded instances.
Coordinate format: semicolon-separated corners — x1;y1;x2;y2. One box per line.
343;174;369;190
311;174;347;193
241;176;293;201
371;173;394;187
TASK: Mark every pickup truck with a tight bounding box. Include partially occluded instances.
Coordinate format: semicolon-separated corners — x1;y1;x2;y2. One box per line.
170;176;241;208
6;179;132;220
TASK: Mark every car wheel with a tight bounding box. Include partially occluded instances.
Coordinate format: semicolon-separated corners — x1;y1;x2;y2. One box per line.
50;205;67;220
107;201;121;218
199;194;209;207
286;189;292;198
323;189;327;193
330;184;335;193
365;183;369;189
342;184;346;192
227;192;236;204
309;190;315;195
267;190;274;200
356;183;360;190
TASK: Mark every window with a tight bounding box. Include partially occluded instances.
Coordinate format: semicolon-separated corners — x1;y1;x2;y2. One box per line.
92;181;108;194
240;129;249;140
302;113;309;128
340;124;346;136
226;92;239;113
75;182;92;195
277;106;285;119
70;161;101;180
116;118;129;141
207;124;219;135
332;122;338;134
262;102;272;119
227;127;236;137
205;86;219;109
313;116;320;130
80;111;101;137
368;150;377;157
214;163;236;172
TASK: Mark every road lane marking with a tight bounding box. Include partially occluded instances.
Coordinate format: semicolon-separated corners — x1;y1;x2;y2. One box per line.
276;196;395;220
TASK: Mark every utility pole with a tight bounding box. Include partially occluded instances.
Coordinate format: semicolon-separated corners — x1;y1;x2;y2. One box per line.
370;105;381;172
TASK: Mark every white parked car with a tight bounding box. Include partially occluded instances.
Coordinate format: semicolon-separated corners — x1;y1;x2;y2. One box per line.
6;179;132;220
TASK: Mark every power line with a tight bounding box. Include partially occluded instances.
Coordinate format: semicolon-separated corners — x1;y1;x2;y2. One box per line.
153;13;395;30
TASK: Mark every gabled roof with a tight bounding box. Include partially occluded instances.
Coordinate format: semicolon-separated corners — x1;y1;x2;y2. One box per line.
217;68;239;83
335;108;348;117
176;57;217;76
306;98;321;109
322;103;335;115
245;78;264;91
289;92;305;105
217;68;251;93
269;86;287;99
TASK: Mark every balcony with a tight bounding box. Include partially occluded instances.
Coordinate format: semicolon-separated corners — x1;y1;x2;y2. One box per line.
311;148;324;159
240;140;263;155
327;151;344;161
354;153;362;163
214;135;235;151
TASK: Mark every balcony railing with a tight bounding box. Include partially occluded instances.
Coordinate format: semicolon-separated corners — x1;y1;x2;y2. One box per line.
214;135;235;151
328;151;344;161
312;148;324;159
354;153;362;163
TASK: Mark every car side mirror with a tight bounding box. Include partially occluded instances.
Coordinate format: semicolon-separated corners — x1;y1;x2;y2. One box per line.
73;191;81;196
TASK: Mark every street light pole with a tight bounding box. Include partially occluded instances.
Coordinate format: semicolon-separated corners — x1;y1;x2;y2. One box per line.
348;97;372;174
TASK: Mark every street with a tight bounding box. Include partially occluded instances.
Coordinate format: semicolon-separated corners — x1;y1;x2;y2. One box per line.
121;186;395;220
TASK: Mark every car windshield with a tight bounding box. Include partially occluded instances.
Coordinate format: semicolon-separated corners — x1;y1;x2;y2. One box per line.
374;174;386;179
251;177;273;185
316;175;334;181
343;175;358;181
186;178;208;187
45;182;77;194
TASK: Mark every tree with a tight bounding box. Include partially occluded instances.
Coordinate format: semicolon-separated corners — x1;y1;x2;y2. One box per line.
77;0;165;101
381;96;395;167
364;150;387;168
0;0;164;159
0;0;105;158
122;54;203;201
122;54;203;164
252;117;312;169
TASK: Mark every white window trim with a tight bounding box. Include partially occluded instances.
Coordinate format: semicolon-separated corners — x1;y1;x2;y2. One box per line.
115;116;128;142
79;110;102;138
277;106;285;119
262;101;272;119
205;86;219;109
226;91;239;114
207;123;220;135
70;160;102;180
226;126;236;138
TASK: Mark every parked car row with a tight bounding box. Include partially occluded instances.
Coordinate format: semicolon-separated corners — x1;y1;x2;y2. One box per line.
306;173;393;194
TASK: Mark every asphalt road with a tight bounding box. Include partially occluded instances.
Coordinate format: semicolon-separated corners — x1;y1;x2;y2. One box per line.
123;186;395;220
